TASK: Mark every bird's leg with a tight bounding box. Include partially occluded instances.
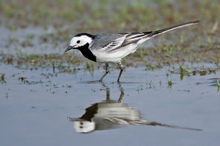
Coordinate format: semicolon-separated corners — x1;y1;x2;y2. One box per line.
99;63;109;82
117;61;124;82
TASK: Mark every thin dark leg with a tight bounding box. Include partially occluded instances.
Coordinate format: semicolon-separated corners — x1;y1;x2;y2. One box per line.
117;61;124;82
99;63;109;82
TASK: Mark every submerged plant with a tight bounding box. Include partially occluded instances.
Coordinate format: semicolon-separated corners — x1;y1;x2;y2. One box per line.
19;76;29;84
168;80;173;88
0;73;6;84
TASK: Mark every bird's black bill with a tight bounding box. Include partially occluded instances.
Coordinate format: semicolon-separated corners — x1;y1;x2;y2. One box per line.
65;46;74;52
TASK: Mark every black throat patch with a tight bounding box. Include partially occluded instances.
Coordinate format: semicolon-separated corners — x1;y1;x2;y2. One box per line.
77;43;96;62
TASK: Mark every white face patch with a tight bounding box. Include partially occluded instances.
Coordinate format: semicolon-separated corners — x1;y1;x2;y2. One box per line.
69;35;93;48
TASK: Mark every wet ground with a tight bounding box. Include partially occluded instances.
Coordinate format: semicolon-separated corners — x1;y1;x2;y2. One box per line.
1;0;220;146
1;63;220;146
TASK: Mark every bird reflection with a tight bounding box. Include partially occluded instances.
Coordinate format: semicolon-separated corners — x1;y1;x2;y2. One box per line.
68;84;202;133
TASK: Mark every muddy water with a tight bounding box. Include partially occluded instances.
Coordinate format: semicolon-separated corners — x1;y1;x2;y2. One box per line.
0;63;219;146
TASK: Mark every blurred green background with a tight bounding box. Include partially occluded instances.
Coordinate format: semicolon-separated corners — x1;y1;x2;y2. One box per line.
0;0;219;32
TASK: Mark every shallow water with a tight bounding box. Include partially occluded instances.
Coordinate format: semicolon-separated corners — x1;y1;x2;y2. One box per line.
0;63;220;146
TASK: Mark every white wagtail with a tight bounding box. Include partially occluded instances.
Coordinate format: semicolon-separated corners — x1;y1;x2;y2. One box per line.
65;20;199;82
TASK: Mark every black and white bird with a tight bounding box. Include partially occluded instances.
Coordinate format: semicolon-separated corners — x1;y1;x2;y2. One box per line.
65;20;199;82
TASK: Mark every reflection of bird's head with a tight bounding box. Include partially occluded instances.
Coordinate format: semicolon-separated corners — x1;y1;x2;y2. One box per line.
73;119;95;133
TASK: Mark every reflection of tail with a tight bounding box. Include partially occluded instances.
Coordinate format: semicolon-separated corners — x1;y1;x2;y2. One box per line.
135;119;202;131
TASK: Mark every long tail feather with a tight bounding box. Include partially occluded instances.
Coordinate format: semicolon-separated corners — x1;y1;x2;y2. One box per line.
147;20;199;38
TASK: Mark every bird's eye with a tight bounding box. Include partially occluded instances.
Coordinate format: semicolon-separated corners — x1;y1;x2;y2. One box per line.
76;40;80;44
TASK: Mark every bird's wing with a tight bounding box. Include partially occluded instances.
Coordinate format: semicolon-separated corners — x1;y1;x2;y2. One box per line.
120;32;152;46
89;34;126;52
89;32;152;52
104;32;152;52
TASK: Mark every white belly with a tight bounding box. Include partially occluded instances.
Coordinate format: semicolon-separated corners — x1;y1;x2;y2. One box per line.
92;43;138;63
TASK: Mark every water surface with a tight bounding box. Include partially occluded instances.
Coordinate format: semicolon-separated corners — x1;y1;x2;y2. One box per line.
0;63;219;146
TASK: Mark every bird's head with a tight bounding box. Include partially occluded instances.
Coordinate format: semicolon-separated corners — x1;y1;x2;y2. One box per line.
65;33;94;52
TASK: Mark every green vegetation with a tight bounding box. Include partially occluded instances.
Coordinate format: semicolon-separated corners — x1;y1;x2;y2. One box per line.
179;65;190;80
